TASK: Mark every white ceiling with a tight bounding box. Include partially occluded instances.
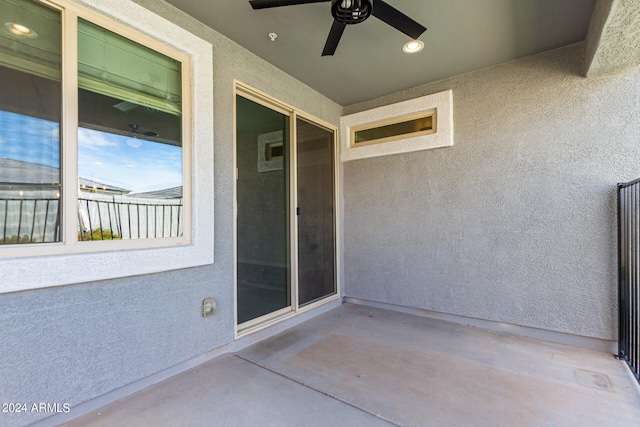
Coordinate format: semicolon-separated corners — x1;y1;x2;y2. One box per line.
164;0;596;106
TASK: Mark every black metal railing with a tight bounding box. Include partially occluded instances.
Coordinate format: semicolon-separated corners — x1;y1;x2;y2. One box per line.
0;198;60;244
78;198;183;241
618;179;640;385
1;197;182;244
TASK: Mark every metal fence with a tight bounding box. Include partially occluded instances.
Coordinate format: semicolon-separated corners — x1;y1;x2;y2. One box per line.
78;197;183;240
0;198;60;244
0;197;182;244
618;179;640;386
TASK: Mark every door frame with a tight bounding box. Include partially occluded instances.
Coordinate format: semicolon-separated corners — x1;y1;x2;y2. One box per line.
233;81;341;338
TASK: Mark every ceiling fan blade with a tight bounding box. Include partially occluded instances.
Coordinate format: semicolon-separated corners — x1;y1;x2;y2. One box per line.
372;0;426;39
249;0;329;9
322;20;346;56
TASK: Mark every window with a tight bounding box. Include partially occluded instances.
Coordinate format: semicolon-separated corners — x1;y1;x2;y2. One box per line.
1;0;187;248
76;18;184;241
352;110;436;147
0;0;213;292
257;131;284;172
340;89;453;162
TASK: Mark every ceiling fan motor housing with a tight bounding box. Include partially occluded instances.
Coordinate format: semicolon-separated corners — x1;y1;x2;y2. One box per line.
331;0;372;24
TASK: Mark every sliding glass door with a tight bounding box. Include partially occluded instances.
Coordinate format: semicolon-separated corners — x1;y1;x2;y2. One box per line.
236;89;336;329
236;95;290;324
296;117;336;306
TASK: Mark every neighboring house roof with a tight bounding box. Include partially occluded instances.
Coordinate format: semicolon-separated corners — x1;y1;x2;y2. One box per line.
79;178;130;195
0;158;130;194
0;158;59;186
127;186;183;199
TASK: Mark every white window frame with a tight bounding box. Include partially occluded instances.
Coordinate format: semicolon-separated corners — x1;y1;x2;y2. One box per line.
340;89;454;162
0;0;214;293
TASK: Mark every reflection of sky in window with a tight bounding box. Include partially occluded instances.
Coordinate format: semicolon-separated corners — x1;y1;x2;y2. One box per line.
0;111;60;167
78;127;182;193
0;111;182;193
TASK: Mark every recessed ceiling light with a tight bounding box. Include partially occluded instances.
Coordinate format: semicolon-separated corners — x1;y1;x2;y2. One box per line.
402;40;423;54
4;22;37;38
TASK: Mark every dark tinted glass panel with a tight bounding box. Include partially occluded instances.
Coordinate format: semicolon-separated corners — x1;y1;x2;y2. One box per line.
297;118;335;306
354;115;433;144
236;95;291;324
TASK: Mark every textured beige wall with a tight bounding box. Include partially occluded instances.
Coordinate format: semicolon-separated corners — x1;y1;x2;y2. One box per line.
584;0;640;77
343;43;640;341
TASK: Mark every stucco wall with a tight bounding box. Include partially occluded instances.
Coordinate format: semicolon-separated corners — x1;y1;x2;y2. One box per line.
0;1;341;426
342;43;640;341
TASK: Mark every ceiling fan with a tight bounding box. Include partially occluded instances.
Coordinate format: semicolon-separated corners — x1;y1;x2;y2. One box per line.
249;0;426;56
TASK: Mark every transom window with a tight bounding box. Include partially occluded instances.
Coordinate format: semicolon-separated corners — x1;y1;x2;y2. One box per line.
351;109;436;147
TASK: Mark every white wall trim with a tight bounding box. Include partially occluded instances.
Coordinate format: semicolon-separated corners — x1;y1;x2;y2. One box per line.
340;89;453;162
344;297;617;354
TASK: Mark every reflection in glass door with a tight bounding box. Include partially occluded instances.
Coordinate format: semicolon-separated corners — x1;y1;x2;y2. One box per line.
296;118;336;306
236;95;290;324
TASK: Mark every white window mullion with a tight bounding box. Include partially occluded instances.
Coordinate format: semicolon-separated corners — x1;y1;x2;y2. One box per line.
61;7;78;245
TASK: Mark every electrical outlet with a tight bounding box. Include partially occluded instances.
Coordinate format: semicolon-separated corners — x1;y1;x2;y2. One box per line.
202;298;216;317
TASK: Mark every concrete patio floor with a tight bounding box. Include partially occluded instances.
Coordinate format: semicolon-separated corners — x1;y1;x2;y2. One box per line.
63;303;640;427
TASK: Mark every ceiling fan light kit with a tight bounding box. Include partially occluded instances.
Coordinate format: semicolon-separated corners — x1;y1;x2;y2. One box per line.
331;0;372;24
248;0;426;56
